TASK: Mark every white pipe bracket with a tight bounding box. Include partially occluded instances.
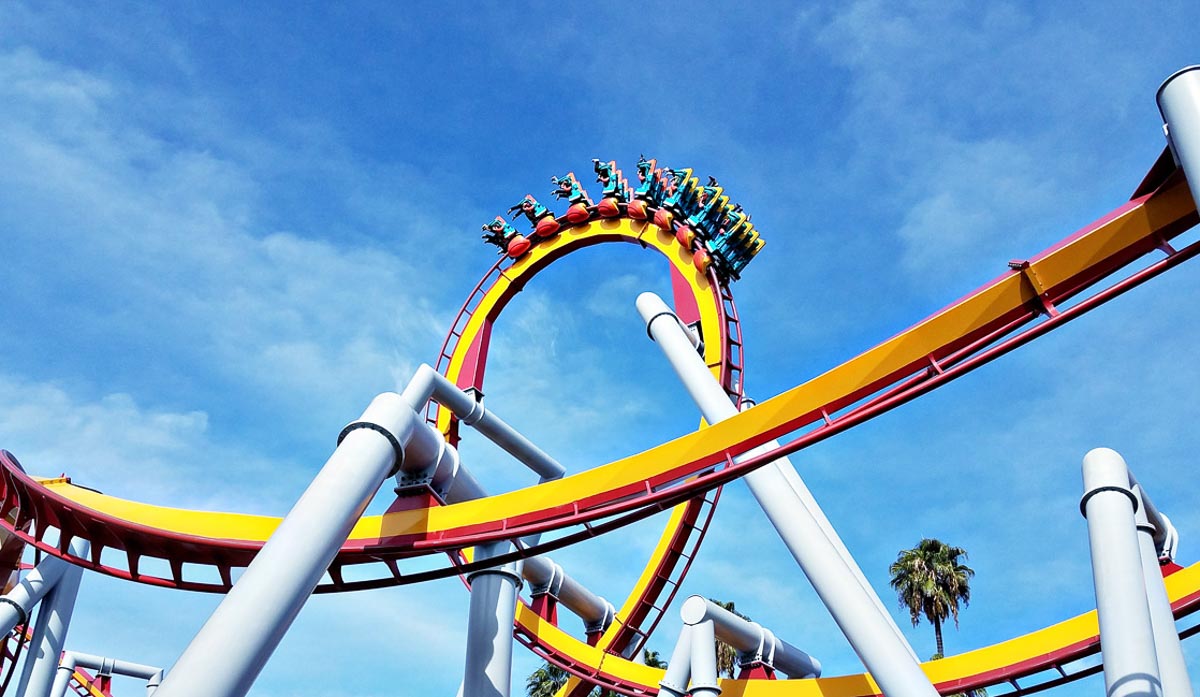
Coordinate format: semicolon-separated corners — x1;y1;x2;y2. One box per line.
0;596;27;626
1080;485;1139;517
644;310;704;355
584;600;616;635
466;566;524;590
336;391;425;478
528;561;564;598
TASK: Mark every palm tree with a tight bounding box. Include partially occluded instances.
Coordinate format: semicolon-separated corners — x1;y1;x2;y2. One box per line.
526;618;739;696
523;660;627;697
889;538;974;658
525;661;569;697
642;649;667;669
708;598;750;678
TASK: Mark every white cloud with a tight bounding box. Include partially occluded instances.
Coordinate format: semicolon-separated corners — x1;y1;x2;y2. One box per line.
0;372;302;512
895;138;1059;275
585;272;650;319
3;6;1200;697
799;0;1178;292
0;47;454;434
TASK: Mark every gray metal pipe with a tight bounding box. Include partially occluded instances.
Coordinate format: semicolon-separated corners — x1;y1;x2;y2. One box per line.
1133;484;1193;697
522;557;613;632
1158;66;1200;214
401;367;603;646
440;458;613;633
641;295;916;662
155;392;419;697
1081;448;1163;697
462;541;522;697
638;292;936;697
659;624;693;697
680;595;821;679
51;651;164;697
0;553;70;636
687;619;721;697
442;452;484;505
401;364;565;482
16;538;89;697
558;572;614;634
1129;472;1179;561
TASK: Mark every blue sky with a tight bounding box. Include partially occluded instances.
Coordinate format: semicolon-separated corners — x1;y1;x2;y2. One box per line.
3;2;1200;695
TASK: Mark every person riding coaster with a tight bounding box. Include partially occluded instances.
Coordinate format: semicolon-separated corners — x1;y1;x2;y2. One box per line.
551;173;593;223
507;194;560;238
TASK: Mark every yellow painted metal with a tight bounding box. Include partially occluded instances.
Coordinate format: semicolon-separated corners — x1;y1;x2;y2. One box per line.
445;218;728;684
37;178;1196;546
23;178;1200;694
437;217;722;435
75;672;111;697
34;216;730;545
556;562;1200;696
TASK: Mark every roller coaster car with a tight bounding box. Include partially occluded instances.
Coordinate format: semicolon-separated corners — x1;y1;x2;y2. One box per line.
663;168;700;215
633;155;670;206
597;197;621;218
508;194;560;238
593;159;628;218
631;157;675;222
688;189;729;241
551;172;592;224
481;216;520;255
593;159;629;202
484;159;764;276
676;225;696;249
653;206;675;231
506;234;532;258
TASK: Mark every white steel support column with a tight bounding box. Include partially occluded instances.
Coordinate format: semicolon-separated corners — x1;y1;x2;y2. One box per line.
1158;66;1200;213
155;393;419;697
0;553;70;636
688;619;721;697
50;651;164;697
638;293;916;661
1133;484;1193;697
16;538;89;697
638;293;937;697
462;541;522;697
431;454;615;641
522;557;613;635
659;625;693;697
400;364;565;482
680;595;821;679
1081;448;1162;697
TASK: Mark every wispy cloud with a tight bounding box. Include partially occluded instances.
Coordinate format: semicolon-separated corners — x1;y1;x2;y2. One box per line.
0;372;302;512
4;3;1200;696
0;47;455;439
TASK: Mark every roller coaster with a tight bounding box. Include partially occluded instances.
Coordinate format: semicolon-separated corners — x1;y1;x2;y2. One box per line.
3;68;1200;697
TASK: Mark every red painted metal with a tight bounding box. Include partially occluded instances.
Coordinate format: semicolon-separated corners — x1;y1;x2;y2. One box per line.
598;487;722;660
426;258;508;431
737;664;776;680
424;204;744;661
530;593;559;625
7;182;1190;595
518;576;1200;697
1;197;1198;597
1;629;117;697
0;180;1197;695
455;319;493;393
669;264;702;326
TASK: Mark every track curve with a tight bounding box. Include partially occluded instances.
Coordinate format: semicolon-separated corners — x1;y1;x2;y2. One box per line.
1;161;1197;695
2;628;114;697
426;211;745;661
